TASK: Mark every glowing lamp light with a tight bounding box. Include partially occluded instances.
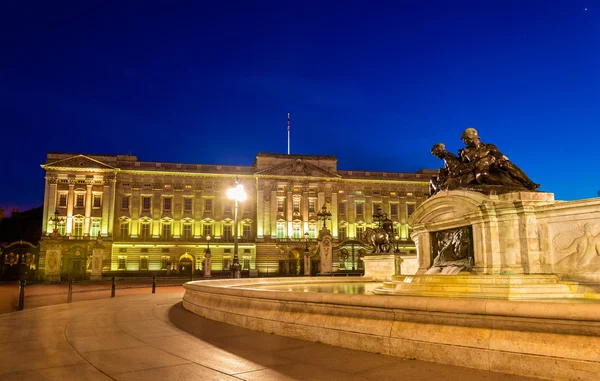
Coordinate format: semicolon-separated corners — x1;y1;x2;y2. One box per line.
226;184;247;202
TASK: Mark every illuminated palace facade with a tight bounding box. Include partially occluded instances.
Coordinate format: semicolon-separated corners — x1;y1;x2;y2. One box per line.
39;152;431;280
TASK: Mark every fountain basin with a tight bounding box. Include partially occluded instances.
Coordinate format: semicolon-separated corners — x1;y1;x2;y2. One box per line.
183;277;600;381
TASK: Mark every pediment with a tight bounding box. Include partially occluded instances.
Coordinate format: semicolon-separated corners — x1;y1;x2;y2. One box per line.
42;155;115;171
255;159;340;178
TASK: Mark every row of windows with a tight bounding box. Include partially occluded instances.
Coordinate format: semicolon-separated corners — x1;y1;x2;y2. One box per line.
341;202;415;216
276;199;318;213
117;256;251;271
274;224;412;240
274;200;416;217
121;196;249;213
120;222;252;240
57;193;102;208
55;220;101;238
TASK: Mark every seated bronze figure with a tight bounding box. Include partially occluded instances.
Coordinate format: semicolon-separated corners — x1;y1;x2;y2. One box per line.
430;128;540;195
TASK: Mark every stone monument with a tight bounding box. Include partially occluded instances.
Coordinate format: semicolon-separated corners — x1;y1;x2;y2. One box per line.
375;128;600;299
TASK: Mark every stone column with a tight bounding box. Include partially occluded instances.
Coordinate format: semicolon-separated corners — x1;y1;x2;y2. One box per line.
101;177;111;236
91;238;105;280
44;177;58;234
204;252;212;278
286;187;293;237
331;188;338;238
43;234;63;282
270;185;277;238
304;253;311;275
318;229;333;273
257;184;264;238
66;181;75;235
84;182;93;236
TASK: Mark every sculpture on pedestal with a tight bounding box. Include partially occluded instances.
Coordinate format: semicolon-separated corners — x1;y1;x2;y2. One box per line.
430;128;540;195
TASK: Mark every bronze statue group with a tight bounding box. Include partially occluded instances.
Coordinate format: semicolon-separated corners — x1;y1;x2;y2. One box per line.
430;128;539;195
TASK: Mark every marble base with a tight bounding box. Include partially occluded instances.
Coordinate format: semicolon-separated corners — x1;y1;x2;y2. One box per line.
183;278;600;381
373;274;600;300
362;254;395;281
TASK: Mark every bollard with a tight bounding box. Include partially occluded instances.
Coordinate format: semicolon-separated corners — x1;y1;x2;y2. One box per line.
17;280;26;311
67;278;73;303
152;276;156;294
111;276;116;298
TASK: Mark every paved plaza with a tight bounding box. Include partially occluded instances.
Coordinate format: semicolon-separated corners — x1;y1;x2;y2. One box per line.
0;288;548;381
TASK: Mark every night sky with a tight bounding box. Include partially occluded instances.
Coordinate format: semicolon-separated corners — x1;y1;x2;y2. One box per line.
1;1;598;212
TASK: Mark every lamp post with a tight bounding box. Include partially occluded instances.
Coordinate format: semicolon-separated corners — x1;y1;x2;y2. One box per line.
226;177;246;279
304;232;310;253
394;235;400;253
317;204;332;230
50;209;61;234
303;231;311;275
204;235;212;278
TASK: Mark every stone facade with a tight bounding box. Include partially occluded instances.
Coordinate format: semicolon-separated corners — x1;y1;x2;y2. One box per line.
38;152;431;280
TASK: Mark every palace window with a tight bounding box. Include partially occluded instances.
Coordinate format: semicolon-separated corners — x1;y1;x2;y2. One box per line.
373;202;381;214
292;223;301;238
309;200;316;213
243;225;251;240
93;195;102;208
74;221;83;238
161;256;169;270
223;258;231;270
203;224;212;237
118;256;126;270
407;203;415;216
57;221;66;236
276;222;285;238
356;202;363;216
356;226;364;239
142;197;151;211
120;222;129;238
390;203;398;217
277;199;284;213
223;224;232;240
183;223;192;239
309;224;316;238
293;199;300;213
140;256;148;271
58;193;67;207
162;223;171;238
163;198;172;212
243;258;250;270
121;196;130;210
90;220;100;238
338;202;346;215
338;226;346;240
204;198;212;212
76;194;85;208
140;223;150;239
183;198;193;212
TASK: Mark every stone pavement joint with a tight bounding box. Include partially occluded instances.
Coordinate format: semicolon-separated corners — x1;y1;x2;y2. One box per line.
0;292;545;381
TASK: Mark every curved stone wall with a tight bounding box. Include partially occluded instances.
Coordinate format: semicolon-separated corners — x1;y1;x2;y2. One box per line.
183;278;600;381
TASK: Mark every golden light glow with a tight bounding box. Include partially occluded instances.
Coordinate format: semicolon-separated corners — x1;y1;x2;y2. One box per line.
226;184;247;202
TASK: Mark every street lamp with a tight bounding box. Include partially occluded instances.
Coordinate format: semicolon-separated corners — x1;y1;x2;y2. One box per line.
317;204;331;230
394;235;400;253
204;235;212;278
226;177;246;279
304;232;309;253
304;232;310;276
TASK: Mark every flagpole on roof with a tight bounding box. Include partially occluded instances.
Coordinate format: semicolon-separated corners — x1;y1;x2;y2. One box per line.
287;112;291;155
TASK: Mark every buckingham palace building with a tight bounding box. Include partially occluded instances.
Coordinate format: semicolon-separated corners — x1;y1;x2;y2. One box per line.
38;152;432;281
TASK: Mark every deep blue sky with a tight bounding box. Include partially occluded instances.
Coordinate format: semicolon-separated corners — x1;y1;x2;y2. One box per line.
1;1;598;212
